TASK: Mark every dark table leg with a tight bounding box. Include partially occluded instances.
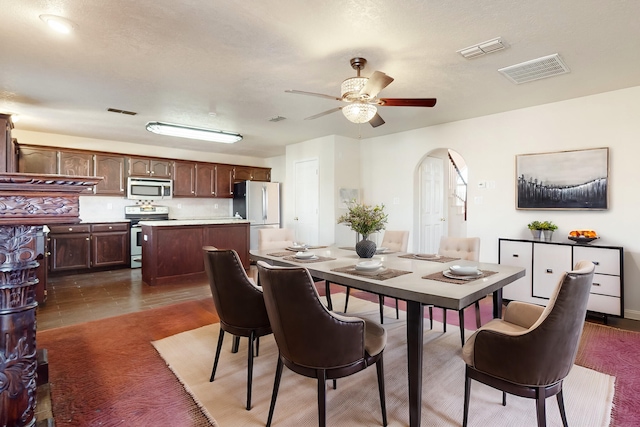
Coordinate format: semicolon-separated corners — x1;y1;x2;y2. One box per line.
406;301;424;427
492;288;503;319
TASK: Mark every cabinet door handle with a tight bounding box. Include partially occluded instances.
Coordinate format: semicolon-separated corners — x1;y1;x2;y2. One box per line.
546;269;553;273
593;282;601;286
592;261;600;265
86;237;90;241
512;254;519;257
108;226;113;230
69;227;73;231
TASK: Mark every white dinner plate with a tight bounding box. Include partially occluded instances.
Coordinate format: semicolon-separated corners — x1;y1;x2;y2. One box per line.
375;247;388;254
356;267;387;275
355;260;383;271
295;251;316;259
287;245;307;251
449;265;480;276
443;269;483;280
414;253;440;260
295;254;318;260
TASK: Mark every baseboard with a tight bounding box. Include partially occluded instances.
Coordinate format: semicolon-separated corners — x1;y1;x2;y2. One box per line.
623;308;640;321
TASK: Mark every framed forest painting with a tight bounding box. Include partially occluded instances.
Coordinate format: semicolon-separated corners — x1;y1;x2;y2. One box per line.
516;147;609;210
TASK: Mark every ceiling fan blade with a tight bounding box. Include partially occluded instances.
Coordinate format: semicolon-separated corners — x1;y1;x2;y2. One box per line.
378;98;437;107
304;107;342;120
360;71;394;98
285;89;342;101
369;113;385;128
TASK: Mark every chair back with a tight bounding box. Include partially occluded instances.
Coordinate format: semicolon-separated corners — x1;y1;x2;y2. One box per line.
258;228;295;250
438;237;480;261
473;260;595;386
203;248;270;330
256;261;366;369
381;230;409;252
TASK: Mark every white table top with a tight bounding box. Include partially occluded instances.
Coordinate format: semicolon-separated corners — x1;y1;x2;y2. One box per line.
250;246;525;311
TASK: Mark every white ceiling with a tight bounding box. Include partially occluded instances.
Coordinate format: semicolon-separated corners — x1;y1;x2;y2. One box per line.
2;1;640;158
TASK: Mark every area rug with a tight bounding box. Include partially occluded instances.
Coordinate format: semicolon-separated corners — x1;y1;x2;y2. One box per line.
37;298;218;426
153;294;615;427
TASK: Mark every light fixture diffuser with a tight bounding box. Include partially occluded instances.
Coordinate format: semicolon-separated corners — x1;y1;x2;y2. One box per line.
342;103;377;124
145;122;242;143
39;14;75;34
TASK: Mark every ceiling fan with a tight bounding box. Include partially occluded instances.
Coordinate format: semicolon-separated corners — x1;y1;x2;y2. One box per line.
286;57;437;128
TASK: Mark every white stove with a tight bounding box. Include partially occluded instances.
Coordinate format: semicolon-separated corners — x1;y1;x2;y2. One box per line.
124;205;170;268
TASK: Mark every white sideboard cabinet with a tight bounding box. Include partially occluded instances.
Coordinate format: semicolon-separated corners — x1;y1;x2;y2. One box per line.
498;238;623;318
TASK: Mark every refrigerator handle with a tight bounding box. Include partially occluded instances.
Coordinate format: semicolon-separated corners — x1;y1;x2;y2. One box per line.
262;186;267;220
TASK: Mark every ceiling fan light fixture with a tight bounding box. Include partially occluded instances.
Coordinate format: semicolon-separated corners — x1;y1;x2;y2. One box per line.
341;77;368;101
342;103;377;124
145;121;242;143
39;14;75;34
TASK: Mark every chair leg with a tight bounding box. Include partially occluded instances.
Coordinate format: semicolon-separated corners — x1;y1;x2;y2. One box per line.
325;281;333;311
246;331;255;410
474;301;482;328
317;370;327;427
443;309;447;332
378;294;385;324
332;379;337;390
395;298;399;319
376;355;388;427
344;286;351;312
428;306;433;330
502;391;506;406
266;357;284;427
557;389;568;427
463;369;471;427
232;335;240;353
535;387;547;427
210;329;225;382
458;310;466;346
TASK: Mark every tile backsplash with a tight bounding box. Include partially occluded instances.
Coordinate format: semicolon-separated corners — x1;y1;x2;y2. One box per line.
79;196;233;222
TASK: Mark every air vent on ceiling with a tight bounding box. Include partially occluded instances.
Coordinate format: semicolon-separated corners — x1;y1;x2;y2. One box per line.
498;54;570;84
107;108;137;116
269;116;286;122
457;37;508;59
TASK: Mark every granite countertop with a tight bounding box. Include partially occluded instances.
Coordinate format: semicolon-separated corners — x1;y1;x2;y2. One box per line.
138;218;249;226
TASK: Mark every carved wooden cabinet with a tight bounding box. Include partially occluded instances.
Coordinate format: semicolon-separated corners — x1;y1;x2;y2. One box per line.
173;161;196;197
59;150;93;176
127;156;172;178
94;154;126;195
48;222;130;273
18;145;58;174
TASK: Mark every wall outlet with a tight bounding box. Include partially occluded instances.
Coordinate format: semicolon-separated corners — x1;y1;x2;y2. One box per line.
177;203;182;209
214;204;218;209
107;203;112;210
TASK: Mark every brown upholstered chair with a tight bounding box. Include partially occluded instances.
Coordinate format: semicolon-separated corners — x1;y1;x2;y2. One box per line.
257;261;388;427
343;230;409;323
258;228;296;250
461;260;595;427
203;248;272;410
431;236;482;345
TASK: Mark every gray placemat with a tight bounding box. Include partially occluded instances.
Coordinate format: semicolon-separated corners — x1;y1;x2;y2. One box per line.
422;269;498;284
331;265;411;280
399;254;460;263
266;251;293;257
282;255;336;263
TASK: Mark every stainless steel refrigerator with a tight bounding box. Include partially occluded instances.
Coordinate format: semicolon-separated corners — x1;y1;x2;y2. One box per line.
233;181;281;250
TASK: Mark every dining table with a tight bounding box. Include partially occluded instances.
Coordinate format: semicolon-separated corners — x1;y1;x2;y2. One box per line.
250;246;525;427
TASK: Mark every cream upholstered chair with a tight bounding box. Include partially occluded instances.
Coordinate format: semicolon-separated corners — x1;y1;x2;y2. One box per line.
258;228;296;250
343;230;409;323
432;236;482;346
461;260;595;427
257;261;388;427
203;247;272;410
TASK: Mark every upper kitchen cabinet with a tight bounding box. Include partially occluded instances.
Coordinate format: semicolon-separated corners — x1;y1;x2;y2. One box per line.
59;151;93;176
127;156;173;178
195;163;215;197
233;165;271;182
173;161;196;197
18;145;58;174
94;154;126;196
215;164;235;198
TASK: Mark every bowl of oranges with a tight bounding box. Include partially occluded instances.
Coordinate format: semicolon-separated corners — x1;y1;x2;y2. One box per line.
568;230;599;244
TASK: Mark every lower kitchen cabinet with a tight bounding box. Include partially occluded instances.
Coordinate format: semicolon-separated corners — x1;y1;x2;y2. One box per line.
499;238;624;317
48;222;130;273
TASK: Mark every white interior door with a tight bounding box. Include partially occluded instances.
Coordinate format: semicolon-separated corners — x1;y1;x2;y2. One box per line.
419;156;445;253
294;159;319;245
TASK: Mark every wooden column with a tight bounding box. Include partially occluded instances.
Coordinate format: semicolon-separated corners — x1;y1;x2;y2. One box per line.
0;173;101;426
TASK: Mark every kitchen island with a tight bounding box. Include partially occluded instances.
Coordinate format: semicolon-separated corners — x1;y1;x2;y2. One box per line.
140;218;250;286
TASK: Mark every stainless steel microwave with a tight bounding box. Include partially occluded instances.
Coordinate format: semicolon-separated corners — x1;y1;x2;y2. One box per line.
127;177;173;200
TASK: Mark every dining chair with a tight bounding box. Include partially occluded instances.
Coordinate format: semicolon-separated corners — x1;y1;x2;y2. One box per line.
203;247;272;410
258;228;296;250
256;261;388;427
431;236;482;346
461;260;595;427
343;230;409;324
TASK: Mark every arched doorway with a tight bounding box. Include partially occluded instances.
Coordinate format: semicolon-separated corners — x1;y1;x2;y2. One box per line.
415;148;468;253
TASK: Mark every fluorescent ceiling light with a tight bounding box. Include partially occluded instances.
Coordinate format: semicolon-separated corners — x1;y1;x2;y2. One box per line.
145;121;242;144
39;14;75;34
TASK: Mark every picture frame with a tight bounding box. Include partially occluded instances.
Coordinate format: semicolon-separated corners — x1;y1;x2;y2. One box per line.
516;147;609;210
339;188;359;208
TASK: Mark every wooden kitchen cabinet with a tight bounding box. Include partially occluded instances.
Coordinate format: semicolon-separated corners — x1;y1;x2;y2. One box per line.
173;161;196;197
59;150;93;176
233;165;271;182
18;146;58;174
94;154;126;195
499;238;624;318
127;156;173;178
215;164;235;198
48;222;130;273
195;163;215;197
